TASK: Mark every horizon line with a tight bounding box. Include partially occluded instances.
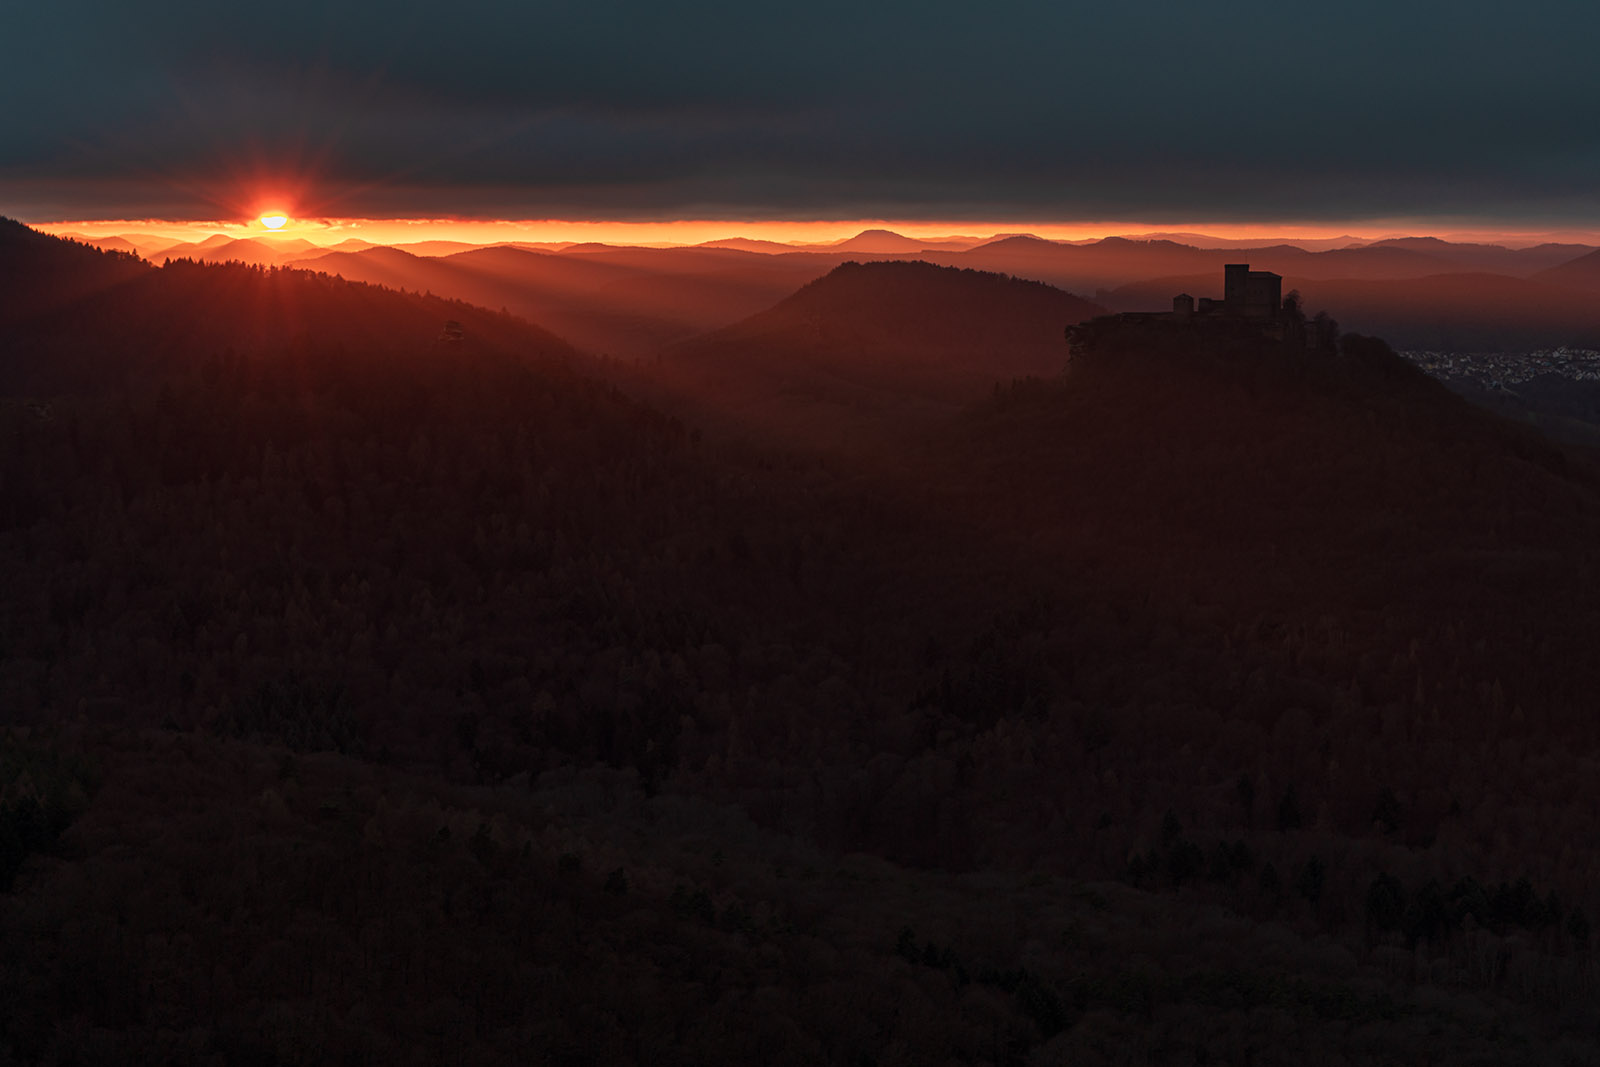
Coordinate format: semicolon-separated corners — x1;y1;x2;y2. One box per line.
28;215;1600;252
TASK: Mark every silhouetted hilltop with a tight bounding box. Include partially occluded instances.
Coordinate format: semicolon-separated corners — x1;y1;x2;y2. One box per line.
939;320;1592;716
388;239;510;257
1516;242;1600;269
142;232;240;260
1280;243;1450;276
952;236;1554;295
58;234;140;256
966;233;1063;254
556;244;772;271
696;236;804;253
828;229;950;253
954;236;1220;293
654;260;1101;447
1363;236;1596;276
295;242;825;359
288;237;377;259
1135;231;1366;251
0;216;150;325
675;257;1096;375
739;259;1100;351
145;235;321;267
1534;246;1600;293
0;226;581;395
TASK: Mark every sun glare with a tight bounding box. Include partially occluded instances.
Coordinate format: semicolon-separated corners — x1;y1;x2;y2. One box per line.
259;213;289;230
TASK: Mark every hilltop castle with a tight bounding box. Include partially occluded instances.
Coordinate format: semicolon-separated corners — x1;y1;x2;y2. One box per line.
1177;263;1283;321
1084;263;1338;356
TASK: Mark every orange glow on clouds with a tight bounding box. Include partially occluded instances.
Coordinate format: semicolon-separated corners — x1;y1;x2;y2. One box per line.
34;216;1600;251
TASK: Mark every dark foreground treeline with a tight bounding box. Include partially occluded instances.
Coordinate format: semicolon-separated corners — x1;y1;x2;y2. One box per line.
3;222;1600;1064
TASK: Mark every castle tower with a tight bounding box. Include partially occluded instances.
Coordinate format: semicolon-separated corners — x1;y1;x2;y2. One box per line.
1224;264;1250;312
1223;263;1282;319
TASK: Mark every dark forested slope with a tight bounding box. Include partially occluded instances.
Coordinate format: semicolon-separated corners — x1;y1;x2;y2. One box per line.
0;217;148;327
0;235;583;398
897;320;1600;928
3;223;1600;1063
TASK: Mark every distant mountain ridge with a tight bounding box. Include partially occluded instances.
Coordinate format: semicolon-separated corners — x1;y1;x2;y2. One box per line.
824;229;982;253
53;218;1600;357
296;242;824;359
1533;247;1600;293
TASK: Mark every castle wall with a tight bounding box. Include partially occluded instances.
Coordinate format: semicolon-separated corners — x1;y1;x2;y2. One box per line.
1242;272;1282;319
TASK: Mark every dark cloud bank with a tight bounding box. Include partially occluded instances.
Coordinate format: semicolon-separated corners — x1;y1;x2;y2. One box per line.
6;0;1599;223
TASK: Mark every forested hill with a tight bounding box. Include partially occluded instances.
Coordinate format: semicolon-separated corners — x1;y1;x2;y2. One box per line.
934;319;1595;706
0;216;148;326
911;320;1600;895
679;259;1101;379
657;259;1103;447
0;229;583;396
4;222;1600;1061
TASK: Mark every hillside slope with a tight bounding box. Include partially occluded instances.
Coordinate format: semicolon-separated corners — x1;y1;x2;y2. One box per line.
298;243;828;358
659;259;1102;445
0;254;581;396
0;216;149;325
1534;247;1600;293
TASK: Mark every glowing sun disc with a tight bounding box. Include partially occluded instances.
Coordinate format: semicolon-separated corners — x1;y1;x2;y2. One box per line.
259;214;288;230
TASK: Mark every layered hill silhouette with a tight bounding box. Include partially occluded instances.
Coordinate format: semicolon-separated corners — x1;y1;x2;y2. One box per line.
953;235;1480;292
296;243;830;358
0;221;580;396
1534;246;1600;292
66;219;1600;361
0;217;148;325
695;236;805;253
147;234;327;267
824;228;980;253
947;235;1600;303
1361;235;1594;275
658;260;1102;445
58;233;141;256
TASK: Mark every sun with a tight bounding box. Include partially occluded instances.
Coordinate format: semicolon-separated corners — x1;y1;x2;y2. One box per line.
259;213;289;230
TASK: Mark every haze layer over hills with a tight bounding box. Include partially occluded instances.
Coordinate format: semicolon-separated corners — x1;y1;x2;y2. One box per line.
5;217;1600;1062
58;222;1600;366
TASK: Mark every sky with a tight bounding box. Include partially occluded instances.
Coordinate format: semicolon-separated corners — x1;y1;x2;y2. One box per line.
7;0;1600;234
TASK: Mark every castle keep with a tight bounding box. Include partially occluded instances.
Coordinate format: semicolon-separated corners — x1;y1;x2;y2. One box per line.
1174;263;1283;321
1070;263;1338;358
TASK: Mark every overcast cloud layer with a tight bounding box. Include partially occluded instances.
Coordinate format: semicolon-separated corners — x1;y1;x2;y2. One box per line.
6;0;1599;224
